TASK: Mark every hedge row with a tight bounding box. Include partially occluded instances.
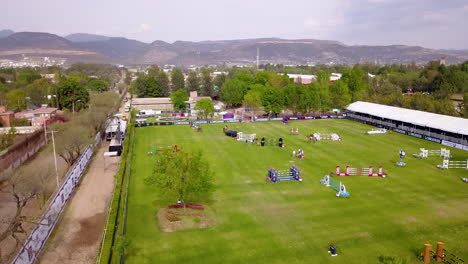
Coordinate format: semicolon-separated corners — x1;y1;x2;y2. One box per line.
98;112;135;264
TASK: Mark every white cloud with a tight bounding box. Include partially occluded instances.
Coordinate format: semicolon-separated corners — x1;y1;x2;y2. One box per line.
138;23;152;32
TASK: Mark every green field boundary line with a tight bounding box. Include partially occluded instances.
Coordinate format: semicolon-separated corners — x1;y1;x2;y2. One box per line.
96;112;135;264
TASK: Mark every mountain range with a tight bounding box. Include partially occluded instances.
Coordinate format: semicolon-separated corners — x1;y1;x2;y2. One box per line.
0;30;467;66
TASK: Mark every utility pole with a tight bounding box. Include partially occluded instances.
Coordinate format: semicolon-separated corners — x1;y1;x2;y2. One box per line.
256;47;260;70
47;130;59;187
44;120;48;144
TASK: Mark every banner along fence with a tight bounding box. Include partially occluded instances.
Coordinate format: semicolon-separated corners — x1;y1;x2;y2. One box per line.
11;132;101;264
134;115;345;127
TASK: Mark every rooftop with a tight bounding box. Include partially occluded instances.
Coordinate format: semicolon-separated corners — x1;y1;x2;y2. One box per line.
346;101;468;135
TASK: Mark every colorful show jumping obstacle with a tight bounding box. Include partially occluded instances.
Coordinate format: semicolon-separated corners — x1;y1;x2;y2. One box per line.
367;128;387;135
266;166;302;183
331;166;387;177
290;128;299;135
148;145;181;155
413;148;451;159
320;175;350;197
437;158;468;169
396;150;406;167
313;133;341;141
237;132;256;142
421;242;464;264
260;137;284;147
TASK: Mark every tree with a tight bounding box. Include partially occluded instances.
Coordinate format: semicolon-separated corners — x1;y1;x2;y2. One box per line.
155;71;170;96
315;71;331;111
194;98;214;119
0;168;43;257
0;127;16;152
86;79;109;92
213;73;227;90
329;80;351;110
170;89;189;110
6;89;27;112
342;66;369;101
134;74;160;98
464;92;468;118
221;79;248;107
57;77;90;111
147;65;160;78
16;68;41;85
54;124;93;166
284;84;303;115
26;78;50;107
171;68;185;91
200;68;213;97
145;150;214;207
243;88;263;118
187;71;200;92
262;86;285;116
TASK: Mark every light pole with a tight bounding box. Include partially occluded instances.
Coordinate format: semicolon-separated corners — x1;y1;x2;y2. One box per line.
47;130;59;187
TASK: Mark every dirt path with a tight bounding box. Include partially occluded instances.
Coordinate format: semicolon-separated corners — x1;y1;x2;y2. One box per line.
38;141;120;264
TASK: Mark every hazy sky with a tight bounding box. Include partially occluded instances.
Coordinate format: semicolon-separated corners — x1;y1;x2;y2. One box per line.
3;0;468;49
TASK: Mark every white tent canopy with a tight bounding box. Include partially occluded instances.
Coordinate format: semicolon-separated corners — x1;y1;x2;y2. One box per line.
346;101;468;136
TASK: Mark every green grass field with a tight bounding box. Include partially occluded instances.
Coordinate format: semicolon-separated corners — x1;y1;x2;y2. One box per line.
126;119;468;264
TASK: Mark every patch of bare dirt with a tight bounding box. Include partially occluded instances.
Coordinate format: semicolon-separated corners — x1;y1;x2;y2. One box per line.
157;208;210;233
70;212;105;248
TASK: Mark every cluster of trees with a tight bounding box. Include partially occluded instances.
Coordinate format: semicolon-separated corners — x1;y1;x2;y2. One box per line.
217;61;467;117
131;65;226;98
220;69;360;116
0;66;116;113
49;91;120;166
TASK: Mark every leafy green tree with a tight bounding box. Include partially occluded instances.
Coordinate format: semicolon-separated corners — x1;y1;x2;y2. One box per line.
329;80;351;110
26;78;50;107
342;66;369;101
145;150;214;206
6;89;27;112
435;98;457;116
213;73;227;89
86;79;109;92
155;71;170;96
315;71;331;111
243;88;263;117
194;98;215;119
171;68;185;91
187;71;200;92
200;68;213;97
262;86;285;116
284;84;303;115
134;74;160;97
221;79;248;107
17;68;41;85
170;89;189;110
147;65;160;78
463;92;468;117
57;77;90;111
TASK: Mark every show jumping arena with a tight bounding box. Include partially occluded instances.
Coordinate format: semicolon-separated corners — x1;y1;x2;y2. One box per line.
124;119;468;264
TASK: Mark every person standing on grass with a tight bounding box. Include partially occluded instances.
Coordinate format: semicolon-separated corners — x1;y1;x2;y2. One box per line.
328;244;338;256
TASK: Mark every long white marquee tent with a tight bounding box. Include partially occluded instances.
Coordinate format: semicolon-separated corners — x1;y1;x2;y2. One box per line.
346;101;468;136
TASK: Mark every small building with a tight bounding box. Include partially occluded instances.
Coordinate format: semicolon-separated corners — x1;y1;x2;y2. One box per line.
0;106;15;127
15;105;58;127
185;91;212;111
286;74;316;84
131;98;173;111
